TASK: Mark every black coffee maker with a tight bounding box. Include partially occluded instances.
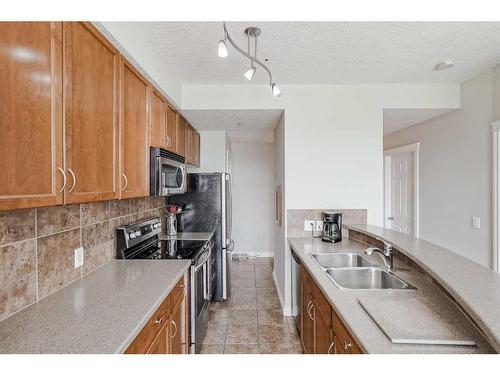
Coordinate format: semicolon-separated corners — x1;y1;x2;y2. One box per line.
322;212;343;243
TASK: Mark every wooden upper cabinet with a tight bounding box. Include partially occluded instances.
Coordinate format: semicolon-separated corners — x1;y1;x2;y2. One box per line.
185;123;200;167
0;22;64;211
120;61;149;199
176;116;186;157
166;105;178;153
193;131;200;167
149;88;167;149
63;22;119;204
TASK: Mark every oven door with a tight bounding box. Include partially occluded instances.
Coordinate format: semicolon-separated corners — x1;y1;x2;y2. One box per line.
190;247;211;353
158;157;186;196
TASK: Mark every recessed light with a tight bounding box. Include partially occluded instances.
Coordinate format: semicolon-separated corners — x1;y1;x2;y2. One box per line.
434;59;455;71
237;122;244;127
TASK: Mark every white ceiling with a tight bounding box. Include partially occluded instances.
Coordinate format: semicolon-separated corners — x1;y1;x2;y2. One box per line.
383;108;456;135
139;22;500;85
181;109;283;143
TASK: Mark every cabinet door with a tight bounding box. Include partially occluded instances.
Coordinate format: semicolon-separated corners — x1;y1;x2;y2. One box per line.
170;296;186;354
120;61;149;198
176;116;186;157
150;89;166;148
185;124;194;165
193;131;200;167
166;105;178;153
146;319;170;354
315;306;334;354
300;268;314;354
63;22;119;203
0;22;64;211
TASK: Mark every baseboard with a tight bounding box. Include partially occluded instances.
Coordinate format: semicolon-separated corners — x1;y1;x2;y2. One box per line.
272;270;292;316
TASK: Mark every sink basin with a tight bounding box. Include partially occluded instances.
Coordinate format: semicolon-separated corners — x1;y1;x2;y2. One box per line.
312;253;374;268
326;268;416;290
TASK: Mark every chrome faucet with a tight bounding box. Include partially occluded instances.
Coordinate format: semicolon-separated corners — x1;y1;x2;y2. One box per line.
365;239;394;272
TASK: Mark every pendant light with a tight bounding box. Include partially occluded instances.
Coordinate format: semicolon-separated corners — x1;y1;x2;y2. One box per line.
217;31;228;58
217;22;281;97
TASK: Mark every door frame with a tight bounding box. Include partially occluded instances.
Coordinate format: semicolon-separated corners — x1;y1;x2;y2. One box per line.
383;142;420;237
491;121;500;272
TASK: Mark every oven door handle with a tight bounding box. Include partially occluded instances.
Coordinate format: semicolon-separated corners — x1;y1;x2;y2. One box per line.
193;249;210;272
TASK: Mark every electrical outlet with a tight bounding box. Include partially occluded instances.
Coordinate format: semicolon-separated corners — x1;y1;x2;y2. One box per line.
472;216;481;230
74;247;84;268
304;220;315;231
315;221;324;232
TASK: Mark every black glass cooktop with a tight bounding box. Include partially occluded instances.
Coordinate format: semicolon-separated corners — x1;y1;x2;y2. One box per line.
129;238;206;261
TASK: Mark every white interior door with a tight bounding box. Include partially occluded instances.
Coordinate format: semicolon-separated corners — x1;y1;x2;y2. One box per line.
389;152;414;235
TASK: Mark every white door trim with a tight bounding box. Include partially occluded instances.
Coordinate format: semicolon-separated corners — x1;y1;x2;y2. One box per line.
384;142;420;237
491;121;500;272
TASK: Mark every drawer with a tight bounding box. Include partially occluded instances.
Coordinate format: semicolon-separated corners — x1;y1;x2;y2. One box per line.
170;274;186;308
126;294;171;354
331;308;362;354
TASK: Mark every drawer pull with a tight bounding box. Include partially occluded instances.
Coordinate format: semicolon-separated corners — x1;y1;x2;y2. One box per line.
328;341;335;354
171;320;178;338
343;341;352;350
154;318;163;325
307;302;315;321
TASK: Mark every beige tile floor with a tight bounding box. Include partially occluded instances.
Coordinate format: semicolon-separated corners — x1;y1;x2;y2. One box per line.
200;257;303;354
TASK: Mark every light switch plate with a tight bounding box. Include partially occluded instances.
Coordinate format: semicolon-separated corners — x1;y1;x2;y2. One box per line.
74;247;84;268
304;220;315;231
472;216;481;230
315;221;324;232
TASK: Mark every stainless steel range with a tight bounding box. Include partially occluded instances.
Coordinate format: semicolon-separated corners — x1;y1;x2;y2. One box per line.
116;218;215;353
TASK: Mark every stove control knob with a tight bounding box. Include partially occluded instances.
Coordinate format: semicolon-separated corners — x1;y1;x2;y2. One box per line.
129;232;137;239
153;223;160;229
134;230;141;237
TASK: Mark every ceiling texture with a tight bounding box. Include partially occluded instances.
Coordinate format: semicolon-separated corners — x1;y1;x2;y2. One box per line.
137;22;500;139
182;109;283;143
140;21;500;85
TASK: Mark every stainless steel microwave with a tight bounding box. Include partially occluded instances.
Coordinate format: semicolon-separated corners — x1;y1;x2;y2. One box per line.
150;147;186;196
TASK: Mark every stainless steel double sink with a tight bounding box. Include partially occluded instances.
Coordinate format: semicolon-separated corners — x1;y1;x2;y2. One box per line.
311;253;416;290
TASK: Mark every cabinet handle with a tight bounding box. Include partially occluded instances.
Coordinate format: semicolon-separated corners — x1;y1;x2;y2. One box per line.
57;167;67;193
171;320;178;338
121;173;128;191
154;318;163;325
343;341;352;350
328;341;335;354
67;168;77;193
307;302;315;320
165;136;171;148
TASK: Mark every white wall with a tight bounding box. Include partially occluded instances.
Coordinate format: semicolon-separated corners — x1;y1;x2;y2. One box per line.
273;114;287;310
96;22;182;107
188;131;227;173
385;70;496;268
182;83;460;311
231;142;275;257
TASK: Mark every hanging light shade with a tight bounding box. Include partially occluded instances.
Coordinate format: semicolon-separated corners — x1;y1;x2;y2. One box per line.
217;39;228;58
272;83;281;97
244;65;256;80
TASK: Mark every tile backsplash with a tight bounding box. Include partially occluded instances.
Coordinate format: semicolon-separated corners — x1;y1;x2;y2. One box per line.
287;208;367;238
0;196;166;321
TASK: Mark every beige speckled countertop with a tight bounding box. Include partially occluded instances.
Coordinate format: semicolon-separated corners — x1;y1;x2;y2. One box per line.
346;224;500;352
288;237;495;353
0;260;190;354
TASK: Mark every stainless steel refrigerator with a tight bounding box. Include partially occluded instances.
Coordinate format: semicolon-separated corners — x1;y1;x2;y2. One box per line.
168;172;234;301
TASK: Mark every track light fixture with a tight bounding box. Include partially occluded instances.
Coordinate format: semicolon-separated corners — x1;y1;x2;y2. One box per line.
217;22;281;97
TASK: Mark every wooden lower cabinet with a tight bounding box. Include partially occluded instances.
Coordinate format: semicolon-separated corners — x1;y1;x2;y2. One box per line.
126;274;188;354
300;267;314;354
300;265;362;354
